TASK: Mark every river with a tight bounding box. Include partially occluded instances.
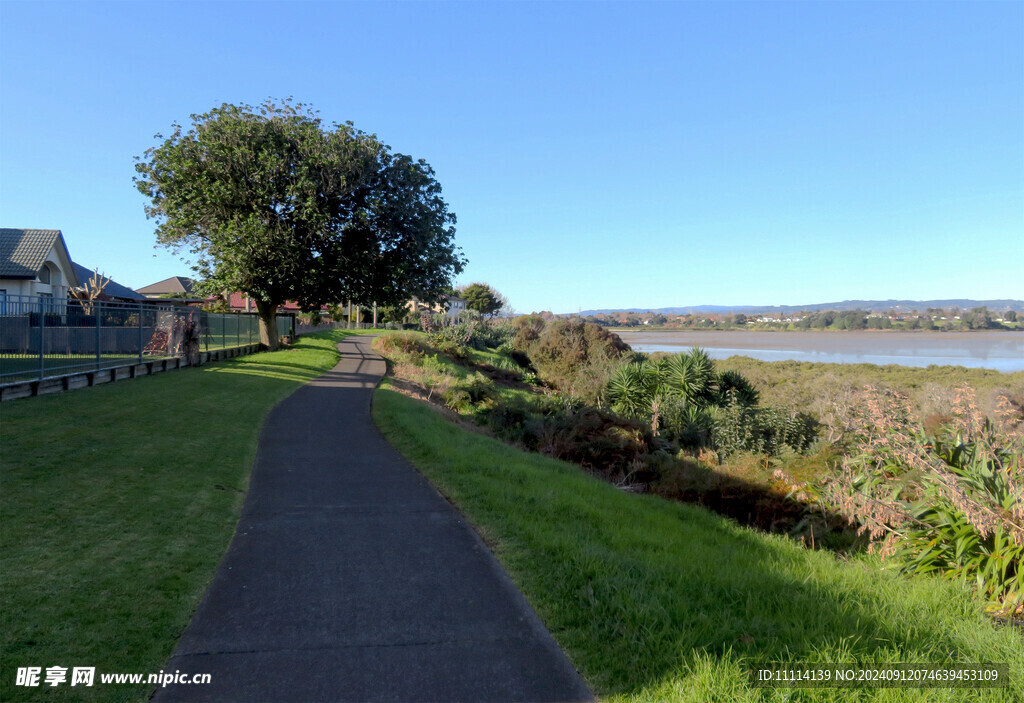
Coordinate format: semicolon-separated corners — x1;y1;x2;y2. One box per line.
614;330;1024;372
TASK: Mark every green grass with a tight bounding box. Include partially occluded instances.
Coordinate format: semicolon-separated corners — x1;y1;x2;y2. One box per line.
464;345;508;366
0;331;360;702
373;381;1024;702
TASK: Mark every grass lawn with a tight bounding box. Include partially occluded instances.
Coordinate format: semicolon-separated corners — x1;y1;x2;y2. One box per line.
0;330;374;702
373;380;1024;702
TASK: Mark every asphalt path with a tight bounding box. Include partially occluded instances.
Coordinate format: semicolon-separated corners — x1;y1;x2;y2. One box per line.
153;334;592;703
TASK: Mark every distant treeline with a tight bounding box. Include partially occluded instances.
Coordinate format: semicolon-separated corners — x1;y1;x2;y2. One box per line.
564;306;1020;331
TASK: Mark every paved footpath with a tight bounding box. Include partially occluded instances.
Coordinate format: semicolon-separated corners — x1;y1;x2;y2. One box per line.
155;335;592;703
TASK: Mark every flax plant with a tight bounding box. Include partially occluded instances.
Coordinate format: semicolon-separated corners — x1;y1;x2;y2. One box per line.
825;386;1024;616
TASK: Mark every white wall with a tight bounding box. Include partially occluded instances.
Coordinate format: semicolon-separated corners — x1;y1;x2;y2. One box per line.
0;250;73;300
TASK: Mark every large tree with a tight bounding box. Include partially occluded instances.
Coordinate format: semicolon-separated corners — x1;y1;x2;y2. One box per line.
459;282;505;317
135;100;464;349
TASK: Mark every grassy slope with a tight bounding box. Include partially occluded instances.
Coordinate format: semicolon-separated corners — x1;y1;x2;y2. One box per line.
0;331;366;702
373;381;1024;702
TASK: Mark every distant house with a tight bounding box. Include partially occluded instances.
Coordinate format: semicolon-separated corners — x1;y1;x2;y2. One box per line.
136;276;196;299
71;262;145;302
406;294;469;320
0;228;80;305
225;292;311;314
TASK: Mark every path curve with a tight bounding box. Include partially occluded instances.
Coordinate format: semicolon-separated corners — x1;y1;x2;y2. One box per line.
154;334;592;703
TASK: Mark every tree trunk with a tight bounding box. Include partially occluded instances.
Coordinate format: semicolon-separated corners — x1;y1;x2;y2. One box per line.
255;299;280;351
347;300;352;329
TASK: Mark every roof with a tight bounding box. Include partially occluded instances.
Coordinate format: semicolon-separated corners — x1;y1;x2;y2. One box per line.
136;276;196;296
0;228;76;280
71;262;146;301
227;292;310;311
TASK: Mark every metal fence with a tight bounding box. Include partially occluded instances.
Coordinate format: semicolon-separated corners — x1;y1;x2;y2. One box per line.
0;294;295;385
293;320;407;335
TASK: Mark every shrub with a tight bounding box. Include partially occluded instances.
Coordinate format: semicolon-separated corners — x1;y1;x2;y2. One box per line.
716;370;760;406
655;347;717;408
483;396;536;446
434;320;477;346
711;402;819;458
419;311;442;333
442;372;495;413
606;362;660;419
662;399;715;450
604;350;763;452
434;338;469;360
474;319;516;349
374;332;430;362
528;407;662;485
823;387;1024;616
298;310;323;326
514;318;630;402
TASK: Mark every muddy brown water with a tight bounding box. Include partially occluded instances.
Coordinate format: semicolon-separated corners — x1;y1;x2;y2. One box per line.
615;330;1024;372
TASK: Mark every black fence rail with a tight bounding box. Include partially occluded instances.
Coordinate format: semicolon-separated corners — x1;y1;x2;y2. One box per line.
0;295;294;385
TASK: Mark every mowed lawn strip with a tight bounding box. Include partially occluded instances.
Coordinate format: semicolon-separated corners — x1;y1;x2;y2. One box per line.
0;330;360;703
372;381;1024;703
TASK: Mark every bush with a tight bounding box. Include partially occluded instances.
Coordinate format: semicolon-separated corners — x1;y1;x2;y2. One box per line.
375;332;430;362
527;407;662;485
716;370;759;406
442;372;495;413
604;350;764;454
298;310;323;326
711;402;818;458
483;396;536;446
823;387;1024;616
606;361;660;419
434;338;469;360
474;319;516;349
514;318;630;402
434;320;478;347
662;399;715;450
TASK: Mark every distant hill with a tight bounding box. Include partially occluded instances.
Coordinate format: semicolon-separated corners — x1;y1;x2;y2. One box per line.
574;299;1024;316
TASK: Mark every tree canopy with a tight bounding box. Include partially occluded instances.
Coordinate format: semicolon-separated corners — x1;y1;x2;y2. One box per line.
135;99;465;348
459;282;505;317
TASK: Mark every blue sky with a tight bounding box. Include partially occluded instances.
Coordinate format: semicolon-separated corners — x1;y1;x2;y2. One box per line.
1;1;1021;314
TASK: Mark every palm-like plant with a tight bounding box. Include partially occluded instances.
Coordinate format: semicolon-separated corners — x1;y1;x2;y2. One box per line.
717;369;760;407
675;403;715;449
657;347;717;408
606;361;659;419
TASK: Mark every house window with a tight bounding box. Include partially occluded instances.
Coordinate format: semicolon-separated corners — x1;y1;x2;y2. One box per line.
37;263;61;286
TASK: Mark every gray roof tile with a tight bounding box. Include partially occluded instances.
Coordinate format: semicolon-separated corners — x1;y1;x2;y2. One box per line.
0;228;62;278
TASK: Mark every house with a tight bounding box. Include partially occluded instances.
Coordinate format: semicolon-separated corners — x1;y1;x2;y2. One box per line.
406;294;469;320
0;228;80;305
136;276;196;299
71;262;145;302
225;292;312;314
